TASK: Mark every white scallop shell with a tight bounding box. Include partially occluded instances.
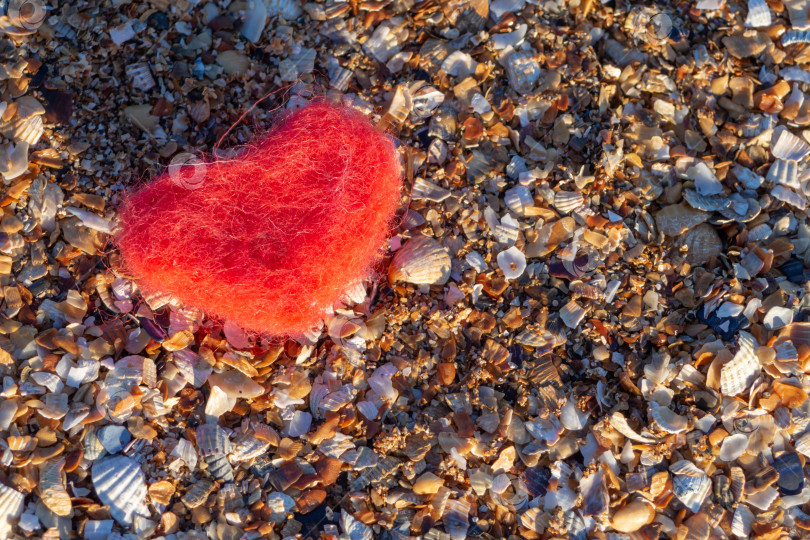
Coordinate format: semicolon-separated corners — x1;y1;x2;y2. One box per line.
649;403;688;434
504;185;534;215
732;504;755;537
772;185;807;210
389;236;451;285
559;299;587;329
783;29;810;46
747;485;779;511
746;0;772;27
720;331;760;397
39;458;71;517
496;246;526;280
554;191;585;213
411;177;450;202
772;128;810;161
91;455;149;526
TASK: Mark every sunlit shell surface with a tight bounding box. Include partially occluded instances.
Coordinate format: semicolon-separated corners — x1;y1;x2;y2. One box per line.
389;236;451;285
745;0;771;27
720;331;760;396
91;455;149;526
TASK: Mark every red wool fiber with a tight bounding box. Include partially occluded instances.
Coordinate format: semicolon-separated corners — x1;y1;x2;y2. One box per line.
115;101;402;335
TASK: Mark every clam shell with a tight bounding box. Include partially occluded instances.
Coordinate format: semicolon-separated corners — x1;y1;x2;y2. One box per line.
745;0;771;27
559;299;587;329
554;191;585;213
389;236;451;286
720;331;760;397
782;29;810;46
39;459;71;517
411;177;450;202
91;455;149;526
670;460;711;513
773;127;810;161
772;185;807;210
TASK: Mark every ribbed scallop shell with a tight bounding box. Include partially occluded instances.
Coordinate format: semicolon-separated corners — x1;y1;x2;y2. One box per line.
229;432;270;462
670;460;711;513
515;326;549;348
504;185;533;215
389;236;451;285
39;458;71;516
181;477;215;508
0;483;24;537
91;455;149;526
782;29;810;46
195;423;231;457
720;331;760;397
204;454;234;482
554;191;584;213
731;504;755;537
772;128;810;161
0;113;43;146
745;0;771;27
126;62;155;92
747;223;773;242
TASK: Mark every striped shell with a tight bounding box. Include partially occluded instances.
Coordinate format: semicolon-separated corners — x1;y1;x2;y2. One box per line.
39;458;71;516
0;113;43;146
772;128;810;161
670;460;711;513
553;191;585;213
389;236;451;286
126;62;155;92
0;483;24;539
195;423;231;457
782;29;810;46
745;0;771;28
504;185;534;215
720;331;760;397
91;455;149;526
559;299;587;329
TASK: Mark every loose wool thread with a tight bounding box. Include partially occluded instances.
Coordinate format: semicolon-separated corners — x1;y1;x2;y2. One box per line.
115;101;402;335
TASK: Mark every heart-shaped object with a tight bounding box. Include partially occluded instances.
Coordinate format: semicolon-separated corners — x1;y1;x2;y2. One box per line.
115;101;402;335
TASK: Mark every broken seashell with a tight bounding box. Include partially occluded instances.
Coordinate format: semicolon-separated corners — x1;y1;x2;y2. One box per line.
772;127;810;160
745;0;771;27
719;433;749;461
670;460;711;513
39;459;71;517
559;299;587;329
553;191;584;213
720;331;760;397
496;246;526;280
389;236;451;285
411;177;450;202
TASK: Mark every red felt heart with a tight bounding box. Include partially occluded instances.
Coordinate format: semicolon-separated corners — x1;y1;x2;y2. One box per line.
115;101;402;335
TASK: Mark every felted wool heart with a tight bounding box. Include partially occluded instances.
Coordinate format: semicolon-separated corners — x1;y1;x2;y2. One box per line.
115;101;402;335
